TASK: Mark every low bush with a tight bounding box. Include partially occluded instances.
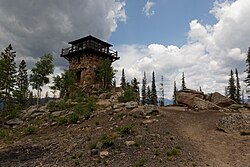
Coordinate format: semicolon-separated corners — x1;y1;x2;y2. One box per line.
68;113;79;124
116;124;134;136
26;126;37;135
100;134;115;148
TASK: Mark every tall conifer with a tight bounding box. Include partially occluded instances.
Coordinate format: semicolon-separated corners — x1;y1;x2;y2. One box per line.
151;72;157;105
235;68;241;104
181;72;186;90
141;72;147;105
228;69;236;101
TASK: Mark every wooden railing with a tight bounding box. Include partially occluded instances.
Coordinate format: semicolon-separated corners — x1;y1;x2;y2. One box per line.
61;41;118;59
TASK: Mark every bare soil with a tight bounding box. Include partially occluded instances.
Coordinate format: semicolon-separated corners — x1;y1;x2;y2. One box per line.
0;107;249;167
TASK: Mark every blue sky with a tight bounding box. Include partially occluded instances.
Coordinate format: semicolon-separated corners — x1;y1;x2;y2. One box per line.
110;0;216;46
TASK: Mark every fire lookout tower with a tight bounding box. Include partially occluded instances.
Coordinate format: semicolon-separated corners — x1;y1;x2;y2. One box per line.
61;35;119;92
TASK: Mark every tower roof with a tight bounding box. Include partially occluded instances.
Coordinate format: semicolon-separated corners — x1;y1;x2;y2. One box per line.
68;35;112;47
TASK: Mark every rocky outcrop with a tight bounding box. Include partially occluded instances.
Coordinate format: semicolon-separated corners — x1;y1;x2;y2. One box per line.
176;89;204;106
6;118;23;126
176;89;220;110
211;92;236;107
216;113;250;134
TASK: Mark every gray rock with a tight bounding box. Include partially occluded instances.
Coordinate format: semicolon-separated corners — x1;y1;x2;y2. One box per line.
51;111;65;117
6;118;23;125
228;104;244;110
216;113;250;134
125;101;138;109
211;92;236;107
191;97;221;110
143;105;159;116
176;90;205;106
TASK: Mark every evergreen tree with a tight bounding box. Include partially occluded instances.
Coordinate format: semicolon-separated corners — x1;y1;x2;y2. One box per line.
0;44;17;111
97;59;115;90
131;78;140;104
173;81;177;104
151;72;157;105
141;72;147;105
146;85;151;105
199;86;202;92
30;53;54;105
181;72;186;90
120;68;126;89
228;69;236;101
58;70;77;98
14;60;29;107
244;47;250;100
244;47;250;86
159;76;164;106
235;68;241;104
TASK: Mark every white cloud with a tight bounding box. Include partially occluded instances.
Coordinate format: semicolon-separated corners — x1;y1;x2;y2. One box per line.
0;0;127;69
116;0;250;99
142;0;156;17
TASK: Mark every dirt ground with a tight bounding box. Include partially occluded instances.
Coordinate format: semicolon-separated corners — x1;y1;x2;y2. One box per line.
0;107;249;167
161;107;250;167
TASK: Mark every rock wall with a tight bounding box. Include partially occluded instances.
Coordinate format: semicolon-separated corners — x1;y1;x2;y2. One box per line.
69;53;107;92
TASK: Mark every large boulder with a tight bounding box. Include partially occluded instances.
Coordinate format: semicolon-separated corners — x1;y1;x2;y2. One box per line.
211;92;236;108
176;89;205;107
176;89;221;110
191;97;221;110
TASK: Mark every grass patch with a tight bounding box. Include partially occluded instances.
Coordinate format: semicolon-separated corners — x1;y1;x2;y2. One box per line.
166;145;181;159
133;159;145;167
0;128;6;139
68;113;79;124
116;124;134;136
57;117;68;125
25;126;37;135
100;134;115;148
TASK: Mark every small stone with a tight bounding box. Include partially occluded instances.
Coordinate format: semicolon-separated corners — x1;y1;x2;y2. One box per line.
142;119;157;124
50;122;57;126
125;140;136;146
90;149;99;156
96;141;103;149
100;150;109;158
6;118;23;125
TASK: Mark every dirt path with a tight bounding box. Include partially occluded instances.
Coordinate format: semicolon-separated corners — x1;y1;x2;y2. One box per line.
160;107;250;167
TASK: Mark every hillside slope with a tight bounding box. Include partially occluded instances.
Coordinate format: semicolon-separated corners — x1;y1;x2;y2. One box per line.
0;106;249;167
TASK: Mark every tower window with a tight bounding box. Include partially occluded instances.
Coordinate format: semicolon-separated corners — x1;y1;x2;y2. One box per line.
76;70;81;82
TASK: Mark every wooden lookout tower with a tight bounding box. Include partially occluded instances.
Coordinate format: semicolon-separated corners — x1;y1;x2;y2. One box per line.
61;35;119;92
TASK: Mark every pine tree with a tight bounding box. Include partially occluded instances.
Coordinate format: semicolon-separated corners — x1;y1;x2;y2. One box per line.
244;47;250;99
235;68;241;104
173;81;177;104
97;59;115;90
141;72;147;105
146;85;151;105
14;60;29;108
151;72;157;105
159;76;164;106
181;72;186;90
120;68;126;89
228;69;236;101
131;78;140;104
30;53;54;105
0;44;17;111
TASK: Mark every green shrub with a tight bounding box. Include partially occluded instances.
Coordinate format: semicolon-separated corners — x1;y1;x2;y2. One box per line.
118;87;136;103
48;100;70;112
0;128;6;139
89;142;97;149
86;96;96;112
69;113;79;124
116;124;134;136
167;146;181;157
133;159;145;167
100;134;115;148
57;117;68;125
26;126;36;135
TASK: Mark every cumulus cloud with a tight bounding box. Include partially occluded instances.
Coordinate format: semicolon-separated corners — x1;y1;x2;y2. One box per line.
0;0;126;69
115;0;250;98
142;0;156;17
